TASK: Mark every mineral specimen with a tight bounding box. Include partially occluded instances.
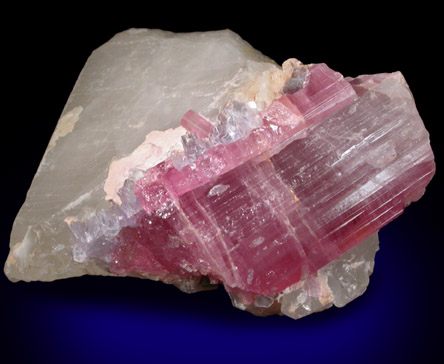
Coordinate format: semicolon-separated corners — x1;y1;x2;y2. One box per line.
4;29;435;319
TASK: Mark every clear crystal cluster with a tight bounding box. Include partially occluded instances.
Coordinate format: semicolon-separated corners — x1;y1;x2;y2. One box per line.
4;29;435;319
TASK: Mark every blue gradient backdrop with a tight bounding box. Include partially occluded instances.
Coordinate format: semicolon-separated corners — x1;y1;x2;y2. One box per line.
2;6;442;364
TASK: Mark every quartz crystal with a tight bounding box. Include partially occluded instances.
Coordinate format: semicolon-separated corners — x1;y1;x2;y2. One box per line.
4;29;435;319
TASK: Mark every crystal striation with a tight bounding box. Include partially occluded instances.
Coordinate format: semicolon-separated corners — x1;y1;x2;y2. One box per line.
4;29;435;319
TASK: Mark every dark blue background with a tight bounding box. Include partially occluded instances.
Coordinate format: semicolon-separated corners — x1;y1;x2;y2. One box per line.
2;4;442;363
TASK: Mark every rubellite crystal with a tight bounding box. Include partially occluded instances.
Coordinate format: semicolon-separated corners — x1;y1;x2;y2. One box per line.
4;29;435;319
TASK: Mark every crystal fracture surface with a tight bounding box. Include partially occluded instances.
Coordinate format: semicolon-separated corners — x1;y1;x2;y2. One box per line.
4;29;435;319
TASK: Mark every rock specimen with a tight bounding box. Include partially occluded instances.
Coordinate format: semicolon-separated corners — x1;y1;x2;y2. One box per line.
4;29;435;319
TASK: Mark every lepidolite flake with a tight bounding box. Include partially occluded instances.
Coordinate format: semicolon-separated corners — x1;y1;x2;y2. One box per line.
4;29;435;319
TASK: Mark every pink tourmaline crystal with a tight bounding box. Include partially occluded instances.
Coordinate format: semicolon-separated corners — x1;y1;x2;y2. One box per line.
180;110;213;138
70;61;435;315
287;63;357;125
6;29;435;321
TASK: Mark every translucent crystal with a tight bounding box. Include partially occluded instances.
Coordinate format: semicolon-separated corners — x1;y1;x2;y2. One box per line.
212;101;262;144
4;29;435;321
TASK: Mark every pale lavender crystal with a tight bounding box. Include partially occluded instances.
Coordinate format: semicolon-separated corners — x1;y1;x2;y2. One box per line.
181;133;210;162
212;101;263;144
283;66;309;94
